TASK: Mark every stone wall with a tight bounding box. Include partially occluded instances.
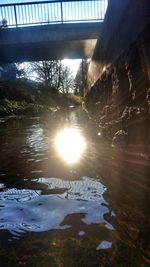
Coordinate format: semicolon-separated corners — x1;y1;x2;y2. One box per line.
85;21;150;152
87;0;150;91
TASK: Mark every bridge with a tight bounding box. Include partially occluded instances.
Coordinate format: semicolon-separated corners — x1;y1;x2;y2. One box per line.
0;0;108;62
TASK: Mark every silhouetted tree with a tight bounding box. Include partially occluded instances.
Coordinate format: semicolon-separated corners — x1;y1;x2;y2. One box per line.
28;60;74;93
74;59;89;96
15;63;27;79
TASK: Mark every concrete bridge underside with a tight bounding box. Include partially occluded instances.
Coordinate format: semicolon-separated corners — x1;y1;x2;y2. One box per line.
0;22;102;62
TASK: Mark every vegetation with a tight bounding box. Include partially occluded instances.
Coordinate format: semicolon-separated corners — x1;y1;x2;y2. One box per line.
0;98;51;116
0;60;83;116
20;60;74;94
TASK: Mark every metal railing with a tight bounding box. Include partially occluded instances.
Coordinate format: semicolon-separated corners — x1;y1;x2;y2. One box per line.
0;0;108;27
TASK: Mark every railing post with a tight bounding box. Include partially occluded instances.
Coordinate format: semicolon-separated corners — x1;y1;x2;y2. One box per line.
60;0;63;24
14;5;18;27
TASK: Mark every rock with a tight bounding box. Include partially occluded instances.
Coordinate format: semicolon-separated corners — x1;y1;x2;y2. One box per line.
112;130;128;148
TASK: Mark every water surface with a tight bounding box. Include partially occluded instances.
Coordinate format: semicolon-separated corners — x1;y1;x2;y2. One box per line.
0;110;149;267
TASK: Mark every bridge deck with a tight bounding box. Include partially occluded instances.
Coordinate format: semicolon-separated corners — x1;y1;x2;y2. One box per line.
0;0;107;62
0;22;102;62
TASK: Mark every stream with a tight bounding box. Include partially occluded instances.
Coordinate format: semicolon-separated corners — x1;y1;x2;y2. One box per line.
0;110;149;267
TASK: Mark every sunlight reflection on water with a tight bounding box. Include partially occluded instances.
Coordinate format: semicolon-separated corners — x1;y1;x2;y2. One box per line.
55;127;87;164
25;124;47;152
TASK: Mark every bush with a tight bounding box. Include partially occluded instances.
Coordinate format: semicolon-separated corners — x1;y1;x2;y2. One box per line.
0;99;52;116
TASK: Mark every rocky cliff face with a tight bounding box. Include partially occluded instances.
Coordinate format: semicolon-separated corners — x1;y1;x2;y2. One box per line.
86;22;150;153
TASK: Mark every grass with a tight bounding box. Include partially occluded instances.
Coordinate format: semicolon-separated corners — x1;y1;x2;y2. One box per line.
0;80;82;116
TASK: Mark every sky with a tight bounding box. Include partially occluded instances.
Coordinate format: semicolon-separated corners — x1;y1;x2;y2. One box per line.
1;0;51;3
19;59;81;81
62;59;81;77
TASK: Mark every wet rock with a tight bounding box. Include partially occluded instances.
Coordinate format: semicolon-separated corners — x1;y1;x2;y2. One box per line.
146;88;150;113
112;130;128;148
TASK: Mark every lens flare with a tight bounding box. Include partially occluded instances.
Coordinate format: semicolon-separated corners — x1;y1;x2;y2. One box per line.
55;128;87;164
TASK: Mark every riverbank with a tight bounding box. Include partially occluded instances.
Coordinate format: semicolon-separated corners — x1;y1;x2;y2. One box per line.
0;80;82;117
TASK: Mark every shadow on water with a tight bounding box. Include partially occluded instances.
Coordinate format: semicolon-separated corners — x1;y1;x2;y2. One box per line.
0;109;149;266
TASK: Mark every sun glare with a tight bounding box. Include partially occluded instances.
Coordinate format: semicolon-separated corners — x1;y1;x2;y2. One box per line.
55;128;87;164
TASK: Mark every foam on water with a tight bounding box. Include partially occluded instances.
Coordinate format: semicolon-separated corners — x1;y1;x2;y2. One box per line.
0;177;114;239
